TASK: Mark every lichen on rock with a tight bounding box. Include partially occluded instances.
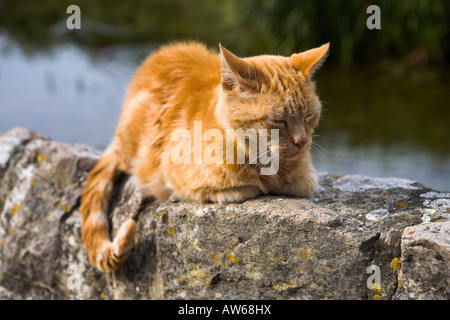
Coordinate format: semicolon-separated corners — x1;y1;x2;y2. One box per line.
0;127;448;300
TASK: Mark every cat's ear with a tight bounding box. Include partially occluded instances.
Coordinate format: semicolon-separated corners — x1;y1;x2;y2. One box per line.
291;43;330;78
219;44;255;92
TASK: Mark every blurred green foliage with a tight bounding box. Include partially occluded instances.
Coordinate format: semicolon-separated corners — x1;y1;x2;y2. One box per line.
232;0;449;66
0;0;448;66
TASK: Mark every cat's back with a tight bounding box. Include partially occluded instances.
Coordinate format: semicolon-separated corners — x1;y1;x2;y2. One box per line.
128;42;221;100
116;42;222;160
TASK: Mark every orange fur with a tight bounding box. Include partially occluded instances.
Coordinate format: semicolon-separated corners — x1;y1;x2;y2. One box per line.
80;41;329;271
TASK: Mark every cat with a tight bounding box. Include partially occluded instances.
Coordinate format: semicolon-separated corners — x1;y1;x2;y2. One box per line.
80;41;329;272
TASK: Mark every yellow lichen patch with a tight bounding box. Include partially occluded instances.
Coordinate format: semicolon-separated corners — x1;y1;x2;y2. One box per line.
157;250;162;256
31;178;35;186
177;275;183;281
229;236;239;246
32;133;43;139
373;294;381;300
395;201;407;208
371;283;382;292
225;254;239;263
295;267;302;273
209;252;221;266
11;204;20;216
100;292;105;299
272;280;297;291
390;257;401;271
157;210;165;220
36;154;46;163
8;226;12;236
223;249;239;263
408;230;415;235
59;171;67;180
167;226;174;236
62;205;71;212
293;246;315;261
187;264;213;287
183;209;187;214
1;240;4;248
398;280;403;287
57;201;62;207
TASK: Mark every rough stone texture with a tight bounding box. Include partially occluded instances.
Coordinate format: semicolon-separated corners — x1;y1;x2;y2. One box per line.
0;127;448;300
394;221;449;299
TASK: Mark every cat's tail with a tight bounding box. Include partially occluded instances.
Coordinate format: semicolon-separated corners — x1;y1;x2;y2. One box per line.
80;149;136;272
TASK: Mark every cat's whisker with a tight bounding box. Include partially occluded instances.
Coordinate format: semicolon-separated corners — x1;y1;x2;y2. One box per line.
248;149;276;177
319;100;334;112
236;150;263;176
237;147;273;177
310;135;328;153
309;140;328;154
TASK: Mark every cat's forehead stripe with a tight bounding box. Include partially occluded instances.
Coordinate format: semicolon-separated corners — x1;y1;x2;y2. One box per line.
260;60;300;90
259;60;308;114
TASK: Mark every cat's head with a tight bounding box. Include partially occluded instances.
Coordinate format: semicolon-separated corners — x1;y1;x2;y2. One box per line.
216;43;329;160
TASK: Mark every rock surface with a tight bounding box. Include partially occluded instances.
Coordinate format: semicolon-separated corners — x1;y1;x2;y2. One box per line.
0;127;448;300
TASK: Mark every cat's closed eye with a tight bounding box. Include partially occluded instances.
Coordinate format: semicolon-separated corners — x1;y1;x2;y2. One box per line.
269;119;287;128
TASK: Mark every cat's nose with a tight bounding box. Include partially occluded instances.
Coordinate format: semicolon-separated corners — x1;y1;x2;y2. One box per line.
293;137;307;149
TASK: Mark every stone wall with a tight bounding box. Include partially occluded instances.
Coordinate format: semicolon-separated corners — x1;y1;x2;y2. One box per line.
0;127;448;299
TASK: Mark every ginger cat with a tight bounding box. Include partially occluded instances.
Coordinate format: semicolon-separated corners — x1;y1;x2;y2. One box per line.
80;41;329;271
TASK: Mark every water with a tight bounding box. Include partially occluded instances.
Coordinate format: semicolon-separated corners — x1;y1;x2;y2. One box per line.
312;65;450;191
1;3;449;191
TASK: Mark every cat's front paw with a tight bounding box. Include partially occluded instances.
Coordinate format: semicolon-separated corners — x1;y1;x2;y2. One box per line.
210;187;262;204
280;171;317;197
298;176;317;197
168;194;181;203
